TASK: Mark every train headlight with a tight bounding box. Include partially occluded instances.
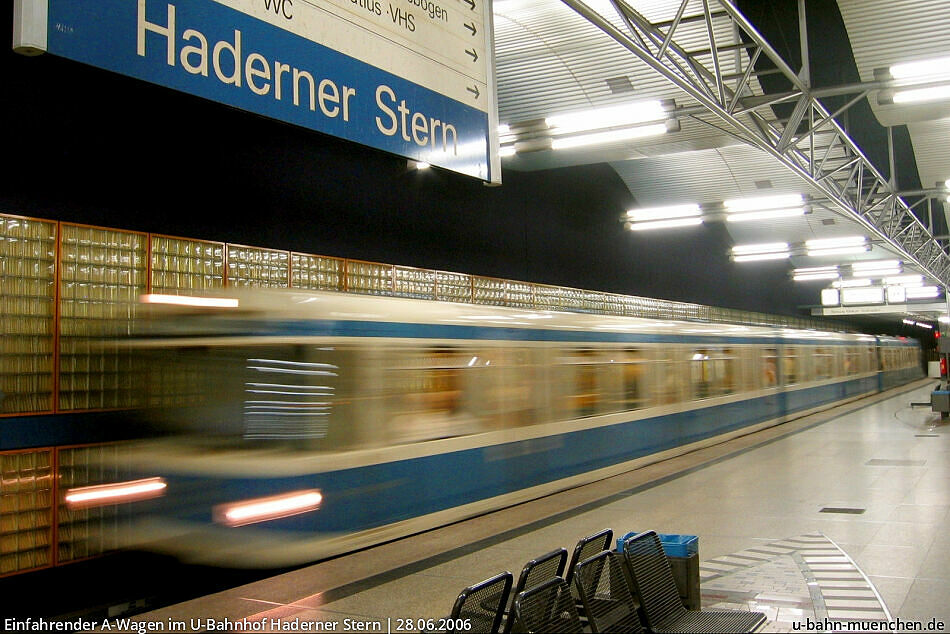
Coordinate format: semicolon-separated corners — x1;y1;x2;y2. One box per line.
214;489;323;527
64;477;167;509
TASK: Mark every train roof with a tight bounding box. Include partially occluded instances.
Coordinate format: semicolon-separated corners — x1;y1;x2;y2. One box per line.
135;288;894;346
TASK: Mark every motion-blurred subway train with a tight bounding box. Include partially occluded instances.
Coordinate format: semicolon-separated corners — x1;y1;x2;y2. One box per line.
85;289;923;566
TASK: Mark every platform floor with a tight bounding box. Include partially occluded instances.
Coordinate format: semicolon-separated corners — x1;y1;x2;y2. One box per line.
136;379;950;632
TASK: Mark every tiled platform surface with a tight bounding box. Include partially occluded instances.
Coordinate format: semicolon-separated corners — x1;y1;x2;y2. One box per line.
700;533;889;632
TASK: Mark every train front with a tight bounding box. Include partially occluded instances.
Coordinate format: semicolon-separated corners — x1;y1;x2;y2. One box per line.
71;290;354;568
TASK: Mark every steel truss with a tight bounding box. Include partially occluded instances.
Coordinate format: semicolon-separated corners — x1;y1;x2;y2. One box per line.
560;0;950;286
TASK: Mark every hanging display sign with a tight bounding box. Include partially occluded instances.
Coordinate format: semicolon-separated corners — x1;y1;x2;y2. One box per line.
13;0;501;182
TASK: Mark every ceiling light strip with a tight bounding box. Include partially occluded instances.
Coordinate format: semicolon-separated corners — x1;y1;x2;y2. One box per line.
627;217;703;231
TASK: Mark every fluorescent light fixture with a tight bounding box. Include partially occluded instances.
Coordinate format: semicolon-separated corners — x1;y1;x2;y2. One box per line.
731;242;790;261
140;294;239;308
807;247;868;258
889;56;950;80
726;207;805;222
903;318;916;325
551;123;668;150
733;252;791;262
498;123;510;135
832;278;872;288
886;285;906;303
821;288;840;306
806;236;868;249
794;265;839;281
851;268;901;278
627;203;701;222
627;217;703;231
65;477;167;509
794;265;838;273
892;85;950;104
546;100;667;135
724;194;804;223
917;322;934;329
732;242;789;255
724;193;803;212
807;246;870;257
885;274;924;286
852;259;900;271
841;287;884;305
215;490;323;527
906;285;940;299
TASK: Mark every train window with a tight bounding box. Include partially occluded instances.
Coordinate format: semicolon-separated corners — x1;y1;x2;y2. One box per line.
619;349;649;411
843;347;861;375
719;348;737;395
385;347;481;443
689;349;709;399
488;347;543;427
653;350;685;405
738;347;757;393
761;348;778;388
783;347;799;385
600;348;649;414
689;348;736;399
242;346;342;443
140;344;346;447
558;348;605;418
814;347;833;380
884;349;895;370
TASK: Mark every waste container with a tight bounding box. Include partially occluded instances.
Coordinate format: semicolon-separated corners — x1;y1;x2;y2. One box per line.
617;532;701;610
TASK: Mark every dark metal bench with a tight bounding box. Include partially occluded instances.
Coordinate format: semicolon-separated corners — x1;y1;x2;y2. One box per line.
574;550;644;633
429;571;512;634
501;548;568;634
622;530;767;633
512;577;584;634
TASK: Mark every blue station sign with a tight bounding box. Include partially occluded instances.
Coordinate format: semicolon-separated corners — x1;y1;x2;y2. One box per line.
14;0;500;182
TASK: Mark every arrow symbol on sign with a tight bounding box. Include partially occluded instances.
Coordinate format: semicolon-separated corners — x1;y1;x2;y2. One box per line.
464;22;477;36
467;85;480;99
464;0;475;10
465;48;478;62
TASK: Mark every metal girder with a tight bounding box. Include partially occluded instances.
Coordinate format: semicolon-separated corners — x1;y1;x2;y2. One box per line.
560;0;950;285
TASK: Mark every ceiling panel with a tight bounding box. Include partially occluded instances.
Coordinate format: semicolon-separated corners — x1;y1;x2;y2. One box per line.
488;0;946;326
837;0;950;177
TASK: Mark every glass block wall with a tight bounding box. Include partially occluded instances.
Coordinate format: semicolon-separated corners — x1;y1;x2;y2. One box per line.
227;244;289;288
347;260;393;295
394;266;436;300
291;253;344;291
58;225;147;411
0;217;56;414
151;236;225;294
0;449;53;575
56;444;131;563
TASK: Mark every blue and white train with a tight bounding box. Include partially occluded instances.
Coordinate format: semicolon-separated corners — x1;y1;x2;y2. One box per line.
90;289;922;567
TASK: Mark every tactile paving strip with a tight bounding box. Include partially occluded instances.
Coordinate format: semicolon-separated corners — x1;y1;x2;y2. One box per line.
699;533;890;632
